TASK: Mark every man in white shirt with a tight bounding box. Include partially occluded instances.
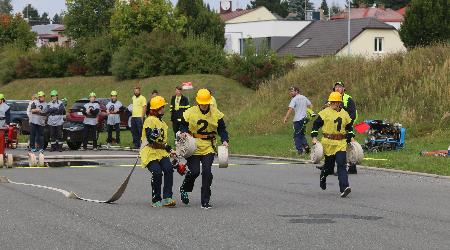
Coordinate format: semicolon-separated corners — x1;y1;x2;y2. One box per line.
283;86;313;154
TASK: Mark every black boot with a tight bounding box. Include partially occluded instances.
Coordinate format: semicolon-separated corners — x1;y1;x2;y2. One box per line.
58;143;63;152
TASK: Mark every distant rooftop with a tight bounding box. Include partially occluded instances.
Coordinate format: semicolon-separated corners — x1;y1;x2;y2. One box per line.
331;7;405;22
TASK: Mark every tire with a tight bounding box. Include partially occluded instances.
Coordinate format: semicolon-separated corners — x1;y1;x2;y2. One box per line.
67;141;82;150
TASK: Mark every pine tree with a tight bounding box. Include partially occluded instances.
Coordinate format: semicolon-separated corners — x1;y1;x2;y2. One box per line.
52;14;62;24
321;0;330;16
287;0;314;20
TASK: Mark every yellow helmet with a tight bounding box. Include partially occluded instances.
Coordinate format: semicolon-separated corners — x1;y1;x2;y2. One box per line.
89;92;96;97
150;96;167;110
328;92;342;102
111;90;118;96
196;89;212;105
0;94;4;100
37;91;45;97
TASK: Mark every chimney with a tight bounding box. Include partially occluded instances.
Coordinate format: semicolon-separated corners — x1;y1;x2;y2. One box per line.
319;9;325;20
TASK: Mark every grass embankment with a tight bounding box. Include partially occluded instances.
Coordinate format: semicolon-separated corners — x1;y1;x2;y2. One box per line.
3;45;450;175
231;44;450;175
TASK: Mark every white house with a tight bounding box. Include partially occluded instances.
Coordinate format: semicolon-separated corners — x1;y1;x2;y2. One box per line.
277;18;407;65
225;20;311;54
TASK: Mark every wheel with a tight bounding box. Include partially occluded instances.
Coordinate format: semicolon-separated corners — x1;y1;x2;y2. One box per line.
67;141;82;150
0;154;4;168
6;154;13;168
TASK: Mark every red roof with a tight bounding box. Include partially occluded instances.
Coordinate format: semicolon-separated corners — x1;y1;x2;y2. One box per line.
51;25;65;32
397;7;407;15
219;7;260;22
331;8;404;22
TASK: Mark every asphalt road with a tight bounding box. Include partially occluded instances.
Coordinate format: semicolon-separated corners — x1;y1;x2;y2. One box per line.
1;154;450;249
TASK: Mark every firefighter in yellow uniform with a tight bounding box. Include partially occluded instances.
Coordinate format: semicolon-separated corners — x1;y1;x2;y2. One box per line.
311;92;354;198
140;96;177;208
179;89;229;209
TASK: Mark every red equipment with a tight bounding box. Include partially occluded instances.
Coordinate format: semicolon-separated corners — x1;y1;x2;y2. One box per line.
4;124;19;149
172;158;187;176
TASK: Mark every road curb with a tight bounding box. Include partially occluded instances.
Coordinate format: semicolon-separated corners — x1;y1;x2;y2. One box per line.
15;144;449;180
230;154;450;180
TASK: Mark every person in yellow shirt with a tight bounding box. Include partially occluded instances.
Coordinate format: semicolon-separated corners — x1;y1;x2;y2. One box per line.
311;92;354;198
179;89;229;209
140;96;177;208
131;86;147;149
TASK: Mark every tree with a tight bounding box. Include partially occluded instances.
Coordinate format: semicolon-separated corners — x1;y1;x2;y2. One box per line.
52;14;62;24
321;0;329;16
110;0;186;44
400;0;449;48
176;0;225;46
22;4;41;25
248;0;290;18
40;12;50;25
0;13;36;48
64;0;115;40
330;1;341;15
350;0;411;9
287;0;314;20
0;0;12;14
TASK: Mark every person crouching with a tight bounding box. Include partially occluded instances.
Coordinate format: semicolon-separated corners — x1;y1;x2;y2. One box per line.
140;96;177;208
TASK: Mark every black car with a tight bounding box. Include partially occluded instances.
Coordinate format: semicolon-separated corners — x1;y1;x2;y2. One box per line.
6;100;30;134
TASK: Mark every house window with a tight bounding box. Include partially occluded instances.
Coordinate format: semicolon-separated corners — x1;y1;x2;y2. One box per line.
296;39;310;48
374;37;384;52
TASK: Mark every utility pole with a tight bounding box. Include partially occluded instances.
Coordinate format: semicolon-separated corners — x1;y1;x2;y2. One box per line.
348;0;351;55
305;0;307;20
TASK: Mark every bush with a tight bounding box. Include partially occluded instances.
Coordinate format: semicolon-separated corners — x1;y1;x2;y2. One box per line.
76;34;118;76
111;31;226;79
225;39;295;89
0;44;28;84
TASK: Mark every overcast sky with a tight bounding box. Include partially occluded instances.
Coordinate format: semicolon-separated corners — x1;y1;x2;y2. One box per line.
11;0;347;17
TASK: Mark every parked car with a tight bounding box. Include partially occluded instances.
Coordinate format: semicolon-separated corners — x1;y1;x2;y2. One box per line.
66;98;129;131
6;100;30;134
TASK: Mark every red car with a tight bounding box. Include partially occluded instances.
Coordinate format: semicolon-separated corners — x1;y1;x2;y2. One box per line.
67;98;129;131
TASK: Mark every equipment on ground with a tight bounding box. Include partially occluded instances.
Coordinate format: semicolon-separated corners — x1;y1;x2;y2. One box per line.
420;150;449;157
311;142;324;164
218;145;229;168
362;120;406;152
347;141;364;164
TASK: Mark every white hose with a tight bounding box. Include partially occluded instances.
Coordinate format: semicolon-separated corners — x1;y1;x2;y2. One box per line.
311;142;324;164
175;133;197;158
347;141;364;164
